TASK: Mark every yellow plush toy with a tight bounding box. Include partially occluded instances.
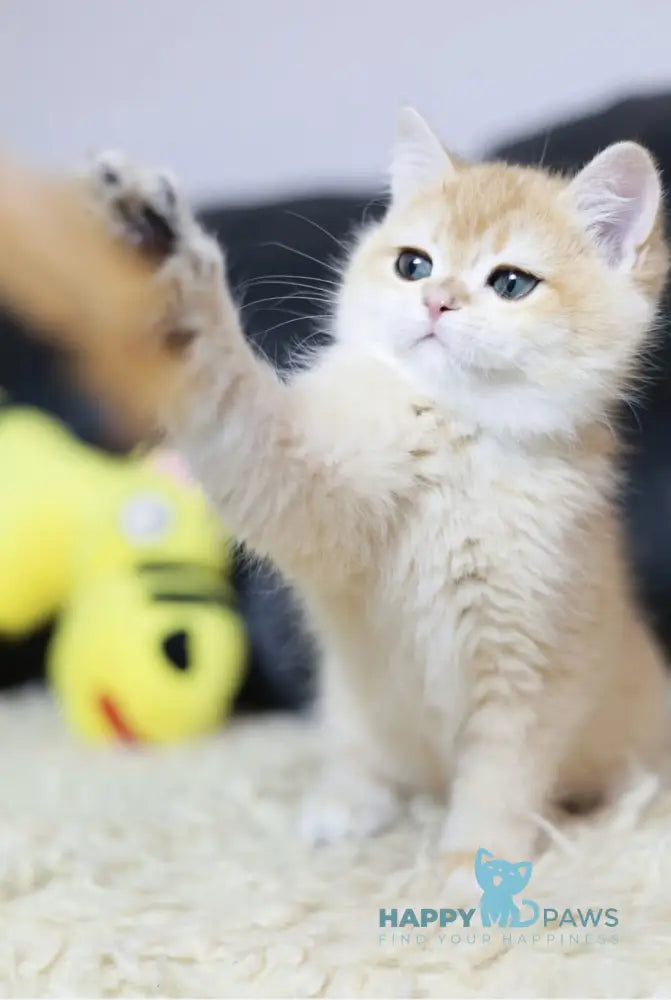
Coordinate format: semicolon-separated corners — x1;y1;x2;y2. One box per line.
0;407;247;742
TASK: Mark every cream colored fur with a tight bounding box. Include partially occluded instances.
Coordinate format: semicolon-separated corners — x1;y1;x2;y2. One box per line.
81;109;670;868
5;691;671;998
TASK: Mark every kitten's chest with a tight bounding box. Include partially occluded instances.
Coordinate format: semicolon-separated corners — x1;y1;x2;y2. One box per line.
372;438;581;666
311;437;595;782
388;439;523;593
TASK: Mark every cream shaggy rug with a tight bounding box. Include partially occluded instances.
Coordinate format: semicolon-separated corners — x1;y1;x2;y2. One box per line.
1;689;671;998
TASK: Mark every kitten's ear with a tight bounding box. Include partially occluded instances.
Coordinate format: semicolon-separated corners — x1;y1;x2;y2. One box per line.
390;107;455;205
567;142;661;269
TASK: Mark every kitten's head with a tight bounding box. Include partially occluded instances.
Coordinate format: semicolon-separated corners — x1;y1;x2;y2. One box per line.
475;849;532;895
335;108;668;437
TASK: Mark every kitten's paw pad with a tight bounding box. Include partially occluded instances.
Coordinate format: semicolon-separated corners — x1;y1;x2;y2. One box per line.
85;151;187;261
298;778;402;845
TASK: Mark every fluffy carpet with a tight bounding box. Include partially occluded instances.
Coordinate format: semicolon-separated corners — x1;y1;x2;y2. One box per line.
1;689;671;998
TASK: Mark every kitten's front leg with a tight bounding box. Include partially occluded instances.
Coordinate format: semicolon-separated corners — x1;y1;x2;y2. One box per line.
82;155;431;582
439;670;564;875
441;721;538;864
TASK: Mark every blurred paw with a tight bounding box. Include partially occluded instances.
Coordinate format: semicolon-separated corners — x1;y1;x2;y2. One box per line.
298;775;402;845
84;151;187;260
79;150;227;355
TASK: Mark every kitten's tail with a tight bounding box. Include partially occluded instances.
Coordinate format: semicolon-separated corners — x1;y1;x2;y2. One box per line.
517;899;540;927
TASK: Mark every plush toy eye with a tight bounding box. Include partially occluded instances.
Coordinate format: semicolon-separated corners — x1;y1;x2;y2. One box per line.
487;267;540;300
395;249;433;281
162;629;190;671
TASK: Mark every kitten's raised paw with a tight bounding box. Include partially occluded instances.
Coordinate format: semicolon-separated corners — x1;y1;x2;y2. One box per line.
83;151;224;286
298;774;402;846
79;150;228;371
84;151;188;260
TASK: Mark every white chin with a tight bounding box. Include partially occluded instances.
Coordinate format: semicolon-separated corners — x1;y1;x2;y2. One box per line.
415;336;473;377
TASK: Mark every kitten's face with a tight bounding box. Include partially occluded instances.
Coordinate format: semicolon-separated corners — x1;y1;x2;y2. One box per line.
335;111;667;437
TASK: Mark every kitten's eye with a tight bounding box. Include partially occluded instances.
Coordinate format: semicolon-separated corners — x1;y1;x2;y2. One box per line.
395;249;433;281
487;267;540;300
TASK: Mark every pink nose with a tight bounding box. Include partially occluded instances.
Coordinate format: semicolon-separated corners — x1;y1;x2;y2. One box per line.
423;289;460;322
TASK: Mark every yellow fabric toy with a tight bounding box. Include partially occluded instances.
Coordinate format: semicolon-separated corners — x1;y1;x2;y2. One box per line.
0;407;247;742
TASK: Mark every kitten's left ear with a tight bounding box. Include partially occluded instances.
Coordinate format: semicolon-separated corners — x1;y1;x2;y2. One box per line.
390;107;455;205
567;142;661;269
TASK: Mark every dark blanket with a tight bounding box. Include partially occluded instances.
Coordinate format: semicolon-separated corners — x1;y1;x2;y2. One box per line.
1;91;670;708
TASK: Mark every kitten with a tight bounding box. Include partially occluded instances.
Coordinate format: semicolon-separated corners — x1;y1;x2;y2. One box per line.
78;108;669;866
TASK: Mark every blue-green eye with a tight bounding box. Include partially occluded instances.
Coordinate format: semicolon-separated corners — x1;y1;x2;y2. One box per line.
487;267;540;300
395;249;433;281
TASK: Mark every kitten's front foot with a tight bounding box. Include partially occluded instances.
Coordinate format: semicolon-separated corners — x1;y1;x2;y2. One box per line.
299;768;402;845
82;150;230;353
438;809;538;904
76;150;245;436
439;820;537;861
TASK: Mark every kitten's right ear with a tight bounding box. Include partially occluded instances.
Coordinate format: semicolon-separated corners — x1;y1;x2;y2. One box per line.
390;107;455;205
567;141;662;269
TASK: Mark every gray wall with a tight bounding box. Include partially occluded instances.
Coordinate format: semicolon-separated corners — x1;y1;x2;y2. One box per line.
1;0;669;202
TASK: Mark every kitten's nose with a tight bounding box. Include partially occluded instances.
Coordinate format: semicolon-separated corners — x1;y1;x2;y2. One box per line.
423;286;462;321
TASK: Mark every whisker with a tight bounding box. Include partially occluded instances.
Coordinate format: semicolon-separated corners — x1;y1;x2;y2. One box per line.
296;328;332;349
284;328;334;373
284;210;349;252
240;292;331;312
238;274;341;292
620;397;643;435
255;307;327;322
360;193;387;226
245;282;335;297
537;130;553;170
259;241;342;276
257;313;324;338
240;273;339;285
253;314;331;367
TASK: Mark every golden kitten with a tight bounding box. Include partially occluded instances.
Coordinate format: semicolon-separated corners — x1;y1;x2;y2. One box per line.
77;109;669;867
